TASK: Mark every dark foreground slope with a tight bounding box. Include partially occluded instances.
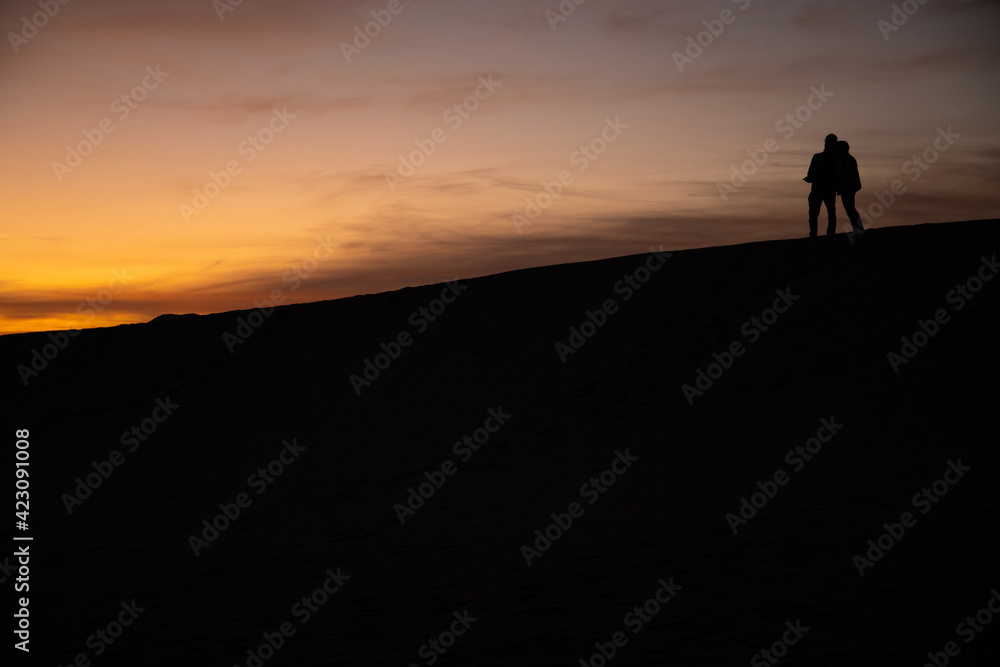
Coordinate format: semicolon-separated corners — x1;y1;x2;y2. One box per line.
4;220;1000;666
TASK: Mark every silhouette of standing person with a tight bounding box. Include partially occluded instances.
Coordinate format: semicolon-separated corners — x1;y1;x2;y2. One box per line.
835;141;863;233
803;133;838;236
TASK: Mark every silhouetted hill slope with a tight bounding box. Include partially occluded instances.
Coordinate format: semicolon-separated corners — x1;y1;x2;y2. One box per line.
147;313;198;324
4;220;999;665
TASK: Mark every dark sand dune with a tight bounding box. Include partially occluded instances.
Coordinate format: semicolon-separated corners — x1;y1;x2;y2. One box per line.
4;220;1000;665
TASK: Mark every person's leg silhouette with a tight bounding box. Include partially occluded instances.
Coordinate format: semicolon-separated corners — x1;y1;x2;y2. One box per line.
808;193;822;237
824;193;837;235
841;191;862;232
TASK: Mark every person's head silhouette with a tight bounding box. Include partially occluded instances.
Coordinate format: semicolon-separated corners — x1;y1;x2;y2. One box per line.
836;140;850;155
824;133;838;151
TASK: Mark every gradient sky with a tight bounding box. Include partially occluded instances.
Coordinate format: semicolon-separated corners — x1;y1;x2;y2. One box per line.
1;0;998;334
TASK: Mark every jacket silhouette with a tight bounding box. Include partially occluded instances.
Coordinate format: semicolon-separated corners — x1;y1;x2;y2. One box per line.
835;141;863;233
804;134;838;236
836;151;861;195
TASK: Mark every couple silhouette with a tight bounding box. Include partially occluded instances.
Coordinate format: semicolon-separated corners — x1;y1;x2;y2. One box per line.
803;133;862;236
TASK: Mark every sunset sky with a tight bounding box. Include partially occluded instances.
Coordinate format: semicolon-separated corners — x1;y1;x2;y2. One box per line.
1;0;998;334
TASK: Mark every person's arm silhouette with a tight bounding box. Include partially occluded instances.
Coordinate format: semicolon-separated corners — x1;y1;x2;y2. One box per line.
804;154;821;183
